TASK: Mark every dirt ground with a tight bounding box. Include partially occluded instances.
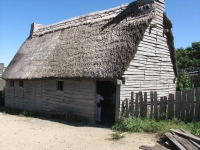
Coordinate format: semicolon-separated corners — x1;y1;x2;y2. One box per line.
0;113;161;150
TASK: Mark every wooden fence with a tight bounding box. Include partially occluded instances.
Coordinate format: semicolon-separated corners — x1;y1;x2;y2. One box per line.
0;91;5;106
179;67;200;87
121;87;200;122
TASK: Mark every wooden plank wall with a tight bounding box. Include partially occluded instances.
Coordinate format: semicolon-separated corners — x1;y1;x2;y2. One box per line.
120;0;176;107
14;81;24;110
4;79;95;122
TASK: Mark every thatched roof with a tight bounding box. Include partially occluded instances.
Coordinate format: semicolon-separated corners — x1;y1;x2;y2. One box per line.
163;13;178;76
3;1;156;80
0;63;4;75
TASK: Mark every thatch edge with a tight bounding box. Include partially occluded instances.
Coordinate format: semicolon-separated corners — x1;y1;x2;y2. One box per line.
164;13;178;77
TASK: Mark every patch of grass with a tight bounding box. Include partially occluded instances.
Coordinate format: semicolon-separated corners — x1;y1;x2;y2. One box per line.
112;117;200;136
113;132;126;140
19;111;29;117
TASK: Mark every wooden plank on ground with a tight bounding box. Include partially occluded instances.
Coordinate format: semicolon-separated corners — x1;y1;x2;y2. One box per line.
131;91;134;116
195;87;200;121
150;91;153;119
170;129;200;143
180;128;200;148
185;90;191;121
164;132;186;150
189;139;200;149
143;92;147;118
181;89;186;120
139;92;144;118
172;132;198;150
135;93;139;118
139;145;167;150
175;91;181;119
168;94;174;119
154;91;158;121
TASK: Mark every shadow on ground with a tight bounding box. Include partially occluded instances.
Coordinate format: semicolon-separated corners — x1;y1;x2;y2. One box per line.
0;106;112;129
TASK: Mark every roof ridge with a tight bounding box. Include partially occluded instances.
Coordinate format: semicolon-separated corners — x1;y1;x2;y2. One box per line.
33;3;130;36
31;2;155;37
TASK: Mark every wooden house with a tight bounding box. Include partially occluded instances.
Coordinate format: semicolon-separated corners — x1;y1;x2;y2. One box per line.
2;0;177;123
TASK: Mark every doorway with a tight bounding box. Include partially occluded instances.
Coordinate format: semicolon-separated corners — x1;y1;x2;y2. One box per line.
96;81;116;126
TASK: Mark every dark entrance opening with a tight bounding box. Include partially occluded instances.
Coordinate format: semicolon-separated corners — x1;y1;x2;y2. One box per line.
96;81;116;126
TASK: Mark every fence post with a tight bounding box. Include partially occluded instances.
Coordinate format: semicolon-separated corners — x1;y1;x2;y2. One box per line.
163;96;167;120
131;91;134;116
159;97;164;120
143;92;147;118
190;88;195;121
181;89;186;120
135;93;139;118
115;84;120;123
150;91;153;119
154;91;158;121
125;98;129;117
185;90;191;121
122;101;125;115
195;87;200;121
168;94;174;120
139;92;143;118
175;91;181;119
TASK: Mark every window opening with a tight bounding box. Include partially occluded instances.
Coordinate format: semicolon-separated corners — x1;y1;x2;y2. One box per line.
57;81;64;91
10;80;14;86
19;81;23;87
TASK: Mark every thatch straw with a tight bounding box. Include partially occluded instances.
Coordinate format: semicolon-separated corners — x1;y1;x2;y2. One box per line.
3;2;156;79
163;13;177;76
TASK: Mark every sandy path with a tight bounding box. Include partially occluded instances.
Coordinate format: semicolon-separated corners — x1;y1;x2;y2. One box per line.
0;113;159;150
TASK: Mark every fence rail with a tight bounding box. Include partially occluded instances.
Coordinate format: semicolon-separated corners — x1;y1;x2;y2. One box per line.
121;87;200;122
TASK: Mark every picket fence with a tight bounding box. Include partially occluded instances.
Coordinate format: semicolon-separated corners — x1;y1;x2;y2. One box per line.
121;87;200;121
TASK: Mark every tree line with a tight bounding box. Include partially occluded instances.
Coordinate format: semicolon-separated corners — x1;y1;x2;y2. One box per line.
175;41;200;90
176;41;200;69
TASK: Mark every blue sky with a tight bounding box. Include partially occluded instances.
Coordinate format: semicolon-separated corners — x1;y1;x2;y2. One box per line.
0;0;200;67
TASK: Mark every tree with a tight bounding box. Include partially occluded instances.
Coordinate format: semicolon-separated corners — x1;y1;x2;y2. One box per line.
176;41;200;69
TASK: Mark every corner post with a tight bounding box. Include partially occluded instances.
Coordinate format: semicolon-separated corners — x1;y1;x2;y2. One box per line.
115;79;121;123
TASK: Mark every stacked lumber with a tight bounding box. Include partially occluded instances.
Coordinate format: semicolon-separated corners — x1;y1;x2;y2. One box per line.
140;129;200;150
164;129;200;150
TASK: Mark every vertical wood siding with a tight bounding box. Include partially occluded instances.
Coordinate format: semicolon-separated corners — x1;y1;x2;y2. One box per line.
120;1;176;105
5;79;95;122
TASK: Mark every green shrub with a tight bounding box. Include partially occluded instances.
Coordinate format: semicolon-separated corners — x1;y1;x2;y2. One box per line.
176;70;194;91
112;117;143;132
